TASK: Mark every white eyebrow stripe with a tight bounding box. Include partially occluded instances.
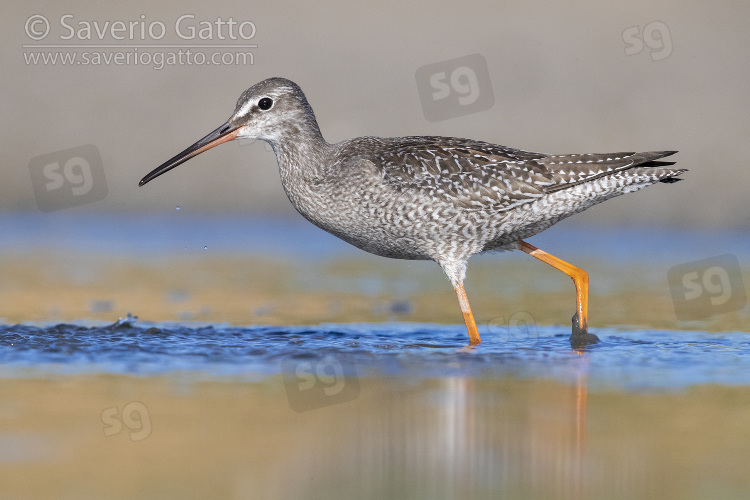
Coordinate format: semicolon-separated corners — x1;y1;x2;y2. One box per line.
237;98;258;117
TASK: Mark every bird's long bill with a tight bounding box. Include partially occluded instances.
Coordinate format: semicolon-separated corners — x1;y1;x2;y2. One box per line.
139;121;241;186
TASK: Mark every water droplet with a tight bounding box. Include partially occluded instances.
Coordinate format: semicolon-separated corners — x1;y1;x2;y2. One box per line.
203;246;208;250
176;206;180;210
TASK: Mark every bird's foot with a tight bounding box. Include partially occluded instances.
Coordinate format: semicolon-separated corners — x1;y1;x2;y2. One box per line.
569;312;599;349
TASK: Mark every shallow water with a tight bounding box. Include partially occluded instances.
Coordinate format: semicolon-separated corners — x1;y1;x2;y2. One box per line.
1;214;749;498
2;317;748;390
3;319;750;498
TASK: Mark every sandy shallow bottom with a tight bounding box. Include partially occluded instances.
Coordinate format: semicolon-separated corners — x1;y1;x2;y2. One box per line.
1;374;749;499
1;251;746;332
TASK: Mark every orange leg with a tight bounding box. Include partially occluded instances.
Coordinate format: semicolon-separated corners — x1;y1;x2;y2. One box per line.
518;240;596;344
454;284;481;345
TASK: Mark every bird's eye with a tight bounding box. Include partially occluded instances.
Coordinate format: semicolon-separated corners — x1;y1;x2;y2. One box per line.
258;97;273;110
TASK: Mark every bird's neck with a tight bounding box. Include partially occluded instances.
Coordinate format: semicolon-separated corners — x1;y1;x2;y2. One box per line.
270;116;331;183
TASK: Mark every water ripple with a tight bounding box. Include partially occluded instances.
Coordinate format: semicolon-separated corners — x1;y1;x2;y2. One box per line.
0;318;748;390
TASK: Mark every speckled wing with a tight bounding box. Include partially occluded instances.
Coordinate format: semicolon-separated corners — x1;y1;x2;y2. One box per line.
369;136;681;211
372;136;555;211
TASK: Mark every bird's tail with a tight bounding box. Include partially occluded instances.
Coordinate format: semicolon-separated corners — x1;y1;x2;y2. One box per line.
541;150;686;192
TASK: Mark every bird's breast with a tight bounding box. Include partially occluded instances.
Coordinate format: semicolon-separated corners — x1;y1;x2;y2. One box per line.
278;171;445;260
278;171;491;262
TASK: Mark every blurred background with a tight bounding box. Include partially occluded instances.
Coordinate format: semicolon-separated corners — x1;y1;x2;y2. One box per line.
2;0;748;327
2;1;750;498
4;0;747;223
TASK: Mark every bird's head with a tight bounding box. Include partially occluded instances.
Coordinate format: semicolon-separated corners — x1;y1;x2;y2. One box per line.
139;77;320;186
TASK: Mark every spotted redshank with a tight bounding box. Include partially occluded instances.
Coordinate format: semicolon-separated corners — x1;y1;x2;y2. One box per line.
140;77;685;347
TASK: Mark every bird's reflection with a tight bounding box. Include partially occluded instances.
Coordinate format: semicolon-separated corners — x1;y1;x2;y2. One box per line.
574;349;590;499
271;351;592;498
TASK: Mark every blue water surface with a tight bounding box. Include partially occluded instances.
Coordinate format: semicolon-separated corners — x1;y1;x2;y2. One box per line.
1;317;748;391
2;212;749;264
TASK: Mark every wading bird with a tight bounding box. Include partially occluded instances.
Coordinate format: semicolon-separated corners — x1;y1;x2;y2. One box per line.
140;78;684;347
